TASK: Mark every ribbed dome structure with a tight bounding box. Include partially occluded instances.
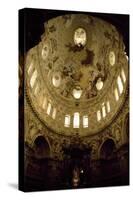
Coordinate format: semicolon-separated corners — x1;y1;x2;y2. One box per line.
25;14;128;136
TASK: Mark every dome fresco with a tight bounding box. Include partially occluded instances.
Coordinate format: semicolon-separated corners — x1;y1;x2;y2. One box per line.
25;14;128;136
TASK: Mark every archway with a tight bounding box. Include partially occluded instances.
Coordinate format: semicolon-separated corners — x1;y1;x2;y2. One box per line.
100;139;116;160
99;138;120;181
34;136;50;159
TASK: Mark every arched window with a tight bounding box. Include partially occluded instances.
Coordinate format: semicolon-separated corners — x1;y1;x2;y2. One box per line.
64;115;71;127
121;68;126;83
52;108;57;119
117;75;123;94
114;88;119;101
83;115;88;128
47;102;52;115
30;69;37;88
102;103;106;118
73;112;80;128
42;97;47;110
97;110;101;121
106;101;111;113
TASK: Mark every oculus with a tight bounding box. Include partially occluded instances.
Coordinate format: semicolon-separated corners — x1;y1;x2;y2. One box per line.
109;51;115;66
96;78;103;91
74;28;87;47
72;86;82;99
52;72;62;88
42;43;49;60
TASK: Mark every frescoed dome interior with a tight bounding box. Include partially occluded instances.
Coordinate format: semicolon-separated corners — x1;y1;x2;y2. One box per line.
25;14;128;137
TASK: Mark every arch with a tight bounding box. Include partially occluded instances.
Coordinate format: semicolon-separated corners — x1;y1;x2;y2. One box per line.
99;138;116;160
33;135;51;159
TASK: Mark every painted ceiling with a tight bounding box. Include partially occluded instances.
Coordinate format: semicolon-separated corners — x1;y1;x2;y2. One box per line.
25;14;128;136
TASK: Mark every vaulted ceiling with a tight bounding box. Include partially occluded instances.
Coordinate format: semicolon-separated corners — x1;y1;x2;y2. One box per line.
25;14;128;137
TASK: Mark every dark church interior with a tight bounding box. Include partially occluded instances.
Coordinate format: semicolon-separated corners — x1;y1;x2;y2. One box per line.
19;8;129;192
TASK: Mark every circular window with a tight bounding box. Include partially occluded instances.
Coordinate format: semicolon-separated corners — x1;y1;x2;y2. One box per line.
52;72;62;88
74;28;87;47
96;78;103;90
42;43;49;60
109;51;115;66
72;86;82;99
